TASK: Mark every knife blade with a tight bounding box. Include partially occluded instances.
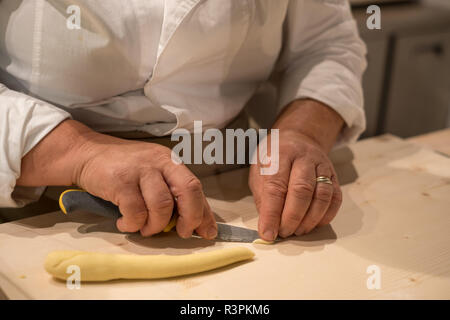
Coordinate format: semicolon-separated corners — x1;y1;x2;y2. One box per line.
59;189;262;243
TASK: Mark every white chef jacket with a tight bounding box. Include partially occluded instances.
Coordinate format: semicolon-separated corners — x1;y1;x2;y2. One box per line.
0;0;367;208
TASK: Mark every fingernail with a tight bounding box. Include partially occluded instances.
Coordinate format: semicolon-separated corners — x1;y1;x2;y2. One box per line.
295;227;305;236
263;230;275;241
180;231;192;239
207;226;217;239
278;229;289;238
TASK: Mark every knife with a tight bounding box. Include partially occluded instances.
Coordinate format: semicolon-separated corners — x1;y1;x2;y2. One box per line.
59;189;262;243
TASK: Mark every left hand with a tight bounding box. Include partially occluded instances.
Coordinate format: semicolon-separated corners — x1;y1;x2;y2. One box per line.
249;129;342;241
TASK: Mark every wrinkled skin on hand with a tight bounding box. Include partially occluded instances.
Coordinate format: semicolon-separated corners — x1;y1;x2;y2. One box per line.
73;133;217;240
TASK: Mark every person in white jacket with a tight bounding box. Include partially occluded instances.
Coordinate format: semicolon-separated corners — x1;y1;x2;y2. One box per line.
0;0;367;241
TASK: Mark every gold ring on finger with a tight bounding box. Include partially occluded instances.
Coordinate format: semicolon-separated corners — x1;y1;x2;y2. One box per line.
316;176;333;185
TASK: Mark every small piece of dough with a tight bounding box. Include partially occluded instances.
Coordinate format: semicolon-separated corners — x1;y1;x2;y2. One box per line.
45;247;254;282
252;239;274;245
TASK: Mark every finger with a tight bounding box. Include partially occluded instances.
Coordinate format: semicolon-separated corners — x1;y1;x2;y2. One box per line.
318;174;342;227
258;157;292;241
195;198;218;240
278;160;315;238
295;163;333;235
249;165;264;213
162;163;205;238
139;170;174;237
115;186;149;233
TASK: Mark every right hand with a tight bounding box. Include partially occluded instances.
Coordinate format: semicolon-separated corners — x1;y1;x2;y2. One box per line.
72;129;217;239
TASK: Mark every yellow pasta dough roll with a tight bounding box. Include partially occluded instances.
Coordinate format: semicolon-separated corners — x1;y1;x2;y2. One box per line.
45;247;255;282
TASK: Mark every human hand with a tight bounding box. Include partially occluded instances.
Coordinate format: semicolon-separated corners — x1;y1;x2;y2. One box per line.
72;131;217;239
249;130;342;241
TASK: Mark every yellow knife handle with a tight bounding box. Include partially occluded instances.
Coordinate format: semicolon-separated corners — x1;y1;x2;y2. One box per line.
59;189;178;232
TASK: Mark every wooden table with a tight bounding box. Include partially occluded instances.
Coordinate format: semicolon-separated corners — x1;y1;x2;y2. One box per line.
407;128;450;157
0;133;449;299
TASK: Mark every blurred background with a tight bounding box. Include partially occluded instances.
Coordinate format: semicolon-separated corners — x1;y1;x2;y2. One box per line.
351;0;450;139
247;0;450;140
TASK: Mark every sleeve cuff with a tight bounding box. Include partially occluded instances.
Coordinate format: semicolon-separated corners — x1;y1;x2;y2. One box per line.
0;85;71;208
278;59;366;149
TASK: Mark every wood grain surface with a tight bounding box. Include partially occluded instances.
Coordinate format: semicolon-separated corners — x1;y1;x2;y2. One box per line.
0;134;449;299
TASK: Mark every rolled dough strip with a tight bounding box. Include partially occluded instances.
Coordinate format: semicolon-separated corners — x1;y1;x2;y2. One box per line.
45;247;254;282
252;239;274;245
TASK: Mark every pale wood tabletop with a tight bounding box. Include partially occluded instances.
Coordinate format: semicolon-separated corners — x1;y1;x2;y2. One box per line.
0;133;449;299
407;128;450;157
